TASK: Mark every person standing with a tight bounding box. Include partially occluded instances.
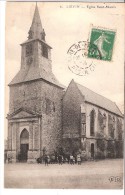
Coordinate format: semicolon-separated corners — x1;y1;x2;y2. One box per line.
70;155;73;165
77;154;81;165
45;155;49;166
58;155;62;165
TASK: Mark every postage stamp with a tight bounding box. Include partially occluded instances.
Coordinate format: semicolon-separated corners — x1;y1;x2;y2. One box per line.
88;28;116;61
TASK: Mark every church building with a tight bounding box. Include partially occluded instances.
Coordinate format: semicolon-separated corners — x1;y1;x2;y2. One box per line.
7;5;123;163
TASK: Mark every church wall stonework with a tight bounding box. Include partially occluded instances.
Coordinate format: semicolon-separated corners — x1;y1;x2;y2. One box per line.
33;122;40;150
40;81;63;154
9;78;64;158
8;123;12;151
62;81;85;138
16;123;20;155
62;81;86;154
29;122;33;151
9;81;42;114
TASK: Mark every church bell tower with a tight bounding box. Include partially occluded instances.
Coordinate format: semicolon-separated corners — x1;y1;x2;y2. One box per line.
7;4;64;163
20;4;52;76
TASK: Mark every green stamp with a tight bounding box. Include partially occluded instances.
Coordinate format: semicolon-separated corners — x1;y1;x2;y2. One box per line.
88;28;116;61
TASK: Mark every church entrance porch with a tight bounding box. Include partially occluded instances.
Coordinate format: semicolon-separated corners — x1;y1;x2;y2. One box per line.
7;108;42;163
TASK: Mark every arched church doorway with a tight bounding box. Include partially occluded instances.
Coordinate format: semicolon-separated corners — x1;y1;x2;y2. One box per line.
91;143;94;159
20;128;29;162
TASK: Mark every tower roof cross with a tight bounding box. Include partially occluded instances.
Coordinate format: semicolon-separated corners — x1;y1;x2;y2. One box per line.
28;3;44;40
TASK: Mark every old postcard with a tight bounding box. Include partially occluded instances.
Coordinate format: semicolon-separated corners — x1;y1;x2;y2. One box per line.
4;1;124;190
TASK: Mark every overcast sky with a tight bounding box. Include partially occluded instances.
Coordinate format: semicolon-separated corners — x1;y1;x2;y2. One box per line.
5;2;124;137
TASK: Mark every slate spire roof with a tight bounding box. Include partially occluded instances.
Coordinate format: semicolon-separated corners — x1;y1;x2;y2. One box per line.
28;3;43;40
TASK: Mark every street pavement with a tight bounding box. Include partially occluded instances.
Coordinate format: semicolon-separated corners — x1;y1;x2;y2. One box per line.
4;159;123;189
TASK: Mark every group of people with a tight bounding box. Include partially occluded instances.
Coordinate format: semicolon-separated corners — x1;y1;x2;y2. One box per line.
40;154;82;166
69;154;81;165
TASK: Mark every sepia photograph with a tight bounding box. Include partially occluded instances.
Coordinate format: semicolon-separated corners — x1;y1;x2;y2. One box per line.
4;1;124;189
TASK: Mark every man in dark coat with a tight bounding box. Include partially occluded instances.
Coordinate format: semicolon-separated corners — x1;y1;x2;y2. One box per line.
45;155;49;166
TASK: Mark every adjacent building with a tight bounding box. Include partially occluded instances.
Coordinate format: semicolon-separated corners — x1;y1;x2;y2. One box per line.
62;80;123;159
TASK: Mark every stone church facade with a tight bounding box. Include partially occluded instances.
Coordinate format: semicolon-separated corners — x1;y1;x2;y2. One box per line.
7;5;123;163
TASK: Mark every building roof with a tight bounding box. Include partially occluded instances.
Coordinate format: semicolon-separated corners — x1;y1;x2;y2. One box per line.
9;66;65;89
20;38;52;49
29;3;43;40
7;107;42;119
75;81;123;117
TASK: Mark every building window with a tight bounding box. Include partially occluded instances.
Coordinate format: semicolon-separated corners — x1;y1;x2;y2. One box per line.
117;118;122;140
108;115;115;139
98;110;106;132
53;102;55;112
41;44;48;58
81;113;86;123
81;113;86;136
81;123;86;135
90;110;95;136
46;98;51;115
45;99;55;114
26;43;33;56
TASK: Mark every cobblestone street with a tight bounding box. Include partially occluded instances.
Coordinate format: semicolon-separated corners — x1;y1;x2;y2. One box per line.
4;159;123;189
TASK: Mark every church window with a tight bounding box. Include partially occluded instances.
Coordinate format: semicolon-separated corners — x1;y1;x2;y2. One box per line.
81;123;86;135
45;99;55;114
81;113;86;135
53;102;55;112
98;110;106;132
81;113;86;123
26;43;33;56
46;98;51;114
108;115;115;139
41;44;48;58
90;109;95;136
117;118;122;140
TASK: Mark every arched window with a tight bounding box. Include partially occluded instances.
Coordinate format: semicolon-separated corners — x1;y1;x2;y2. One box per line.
90;110;95;136
117;118;122;140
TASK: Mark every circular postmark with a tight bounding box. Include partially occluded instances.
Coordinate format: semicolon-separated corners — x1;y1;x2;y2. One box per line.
67;41;101;76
